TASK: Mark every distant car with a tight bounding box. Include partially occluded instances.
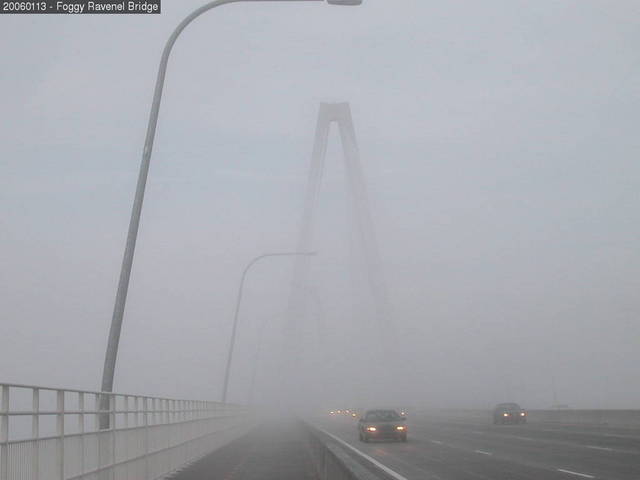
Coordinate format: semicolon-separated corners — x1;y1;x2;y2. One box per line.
493;403;527;424
358;409;407;442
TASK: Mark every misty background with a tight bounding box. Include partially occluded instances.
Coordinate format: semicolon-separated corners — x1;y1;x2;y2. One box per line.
1;0;639;410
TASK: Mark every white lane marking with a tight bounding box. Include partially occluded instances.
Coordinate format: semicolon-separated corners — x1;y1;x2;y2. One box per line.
586;445;613;452
471;431;484;435
316;427;409;480
475;450;493;456
511;436;535;441
430;440;443;445
557;469;595;478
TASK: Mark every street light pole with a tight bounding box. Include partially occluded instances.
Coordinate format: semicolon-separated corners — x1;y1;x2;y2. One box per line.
100;0;361;413
221;252;315;403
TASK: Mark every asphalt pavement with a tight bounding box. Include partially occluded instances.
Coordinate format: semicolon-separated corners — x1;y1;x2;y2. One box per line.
170;419;319;480
314;414;640;480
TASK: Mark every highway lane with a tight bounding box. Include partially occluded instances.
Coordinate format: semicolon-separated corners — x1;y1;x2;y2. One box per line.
421;416;640;453
314;415;640;480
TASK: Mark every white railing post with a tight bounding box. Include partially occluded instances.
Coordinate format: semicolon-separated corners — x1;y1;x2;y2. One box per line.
143;397;149;479
94;393;100;430
96;393;106;480
110;395;116;479
1;385;9;480
56;390;64;480
124;396;129;429
164;399;170;472
78;392;85;476
32;388;39;480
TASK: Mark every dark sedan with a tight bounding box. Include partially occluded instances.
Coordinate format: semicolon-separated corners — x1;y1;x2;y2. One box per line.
493;403;527;424
358;409;407;442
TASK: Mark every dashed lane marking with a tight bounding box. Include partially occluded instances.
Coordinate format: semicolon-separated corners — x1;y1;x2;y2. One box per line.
474;450;493;456
585;445;613;452
557;469;595;478
430;440;443;445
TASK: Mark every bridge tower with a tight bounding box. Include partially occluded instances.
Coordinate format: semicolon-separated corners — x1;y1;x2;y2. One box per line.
284;102;391;350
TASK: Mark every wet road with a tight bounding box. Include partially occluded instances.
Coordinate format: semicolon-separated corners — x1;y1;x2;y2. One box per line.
314;415;640;480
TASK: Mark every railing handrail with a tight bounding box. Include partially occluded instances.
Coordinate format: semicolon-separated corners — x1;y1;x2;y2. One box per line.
0;382;252;480
0;381;231;404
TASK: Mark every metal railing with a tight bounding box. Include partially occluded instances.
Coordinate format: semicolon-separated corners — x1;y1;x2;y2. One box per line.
0;383;251;480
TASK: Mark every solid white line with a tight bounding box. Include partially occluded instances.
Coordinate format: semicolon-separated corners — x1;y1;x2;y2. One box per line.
474;450;493;456
316;427;409;480
557;468;595;478
586;445;612;452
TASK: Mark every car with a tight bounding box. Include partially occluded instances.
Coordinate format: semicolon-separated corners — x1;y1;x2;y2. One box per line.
493;403;527;424
358;409;407;442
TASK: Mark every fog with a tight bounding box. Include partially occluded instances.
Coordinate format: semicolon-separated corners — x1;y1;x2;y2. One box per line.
1;0;639;413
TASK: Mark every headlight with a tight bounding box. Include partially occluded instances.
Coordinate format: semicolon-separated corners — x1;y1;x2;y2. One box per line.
520;412;526;416
503;413;509;417
352;413;357;417
396;426;406;431
366;426;377;432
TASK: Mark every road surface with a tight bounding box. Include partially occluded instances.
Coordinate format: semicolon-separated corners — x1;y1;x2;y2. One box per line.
314;414;640;480
170;419;318;480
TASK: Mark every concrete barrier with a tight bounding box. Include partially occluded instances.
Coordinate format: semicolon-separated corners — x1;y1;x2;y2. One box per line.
304;423;394;480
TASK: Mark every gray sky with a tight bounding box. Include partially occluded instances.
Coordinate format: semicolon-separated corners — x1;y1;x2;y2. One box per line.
1;0;639;409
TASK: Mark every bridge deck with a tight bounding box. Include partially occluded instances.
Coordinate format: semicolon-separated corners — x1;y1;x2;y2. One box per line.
170;420;318;480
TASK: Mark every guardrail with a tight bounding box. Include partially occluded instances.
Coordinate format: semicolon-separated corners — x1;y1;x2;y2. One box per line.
0;382;251;480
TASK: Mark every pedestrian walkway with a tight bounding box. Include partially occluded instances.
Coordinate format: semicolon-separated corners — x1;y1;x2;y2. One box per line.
171;419;319;480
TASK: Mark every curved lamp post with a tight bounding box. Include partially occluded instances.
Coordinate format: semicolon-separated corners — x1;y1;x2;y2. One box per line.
221;251;316;403
100;0;363;408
